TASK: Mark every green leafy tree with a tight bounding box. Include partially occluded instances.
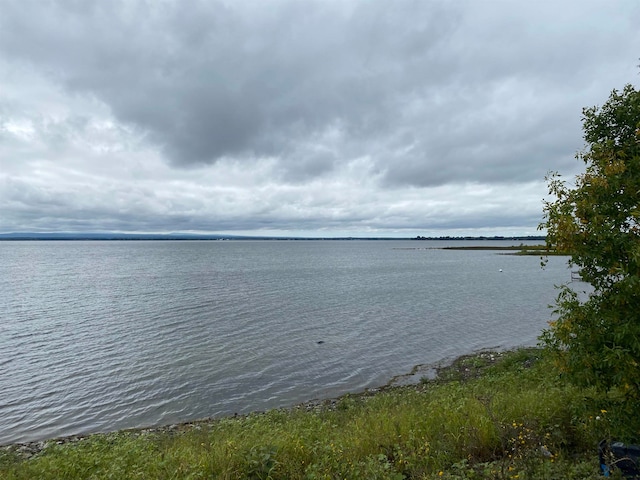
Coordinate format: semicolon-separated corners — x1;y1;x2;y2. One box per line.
540;84;640;406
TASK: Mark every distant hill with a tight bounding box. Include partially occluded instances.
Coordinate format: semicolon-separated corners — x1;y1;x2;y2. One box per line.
0;232;373;241
0;232;239;241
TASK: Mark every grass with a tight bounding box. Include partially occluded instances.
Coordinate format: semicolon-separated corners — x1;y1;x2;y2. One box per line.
0;348;622;479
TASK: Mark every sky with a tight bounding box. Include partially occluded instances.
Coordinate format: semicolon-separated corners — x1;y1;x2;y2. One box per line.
1;1;639;238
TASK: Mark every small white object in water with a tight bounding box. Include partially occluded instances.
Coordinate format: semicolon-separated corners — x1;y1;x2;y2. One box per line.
499;269;503;272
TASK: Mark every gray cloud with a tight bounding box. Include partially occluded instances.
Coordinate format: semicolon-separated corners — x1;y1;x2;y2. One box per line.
0;0;638;235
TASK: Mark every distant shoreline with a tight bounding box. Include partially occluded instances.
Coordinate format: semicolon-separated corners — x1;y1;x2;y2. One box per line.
441;245;569;256
443;245;540;250
0;233;546;242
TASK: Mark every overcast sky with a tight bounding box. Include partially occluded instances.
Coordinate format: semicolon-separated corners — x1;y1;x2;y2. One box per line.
1;0;638;237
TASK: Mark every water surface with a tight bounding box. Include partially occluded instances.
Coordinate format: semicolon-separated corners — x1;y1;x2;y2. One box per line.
0;240;573;444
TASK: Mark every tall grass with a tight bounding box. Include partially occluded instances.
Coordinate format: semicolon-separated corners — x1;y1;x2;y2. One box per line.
0;348;612;479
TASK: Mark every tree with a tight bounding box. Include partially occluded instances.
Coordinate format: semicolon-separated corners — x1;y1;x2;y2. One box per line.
540;84;640;406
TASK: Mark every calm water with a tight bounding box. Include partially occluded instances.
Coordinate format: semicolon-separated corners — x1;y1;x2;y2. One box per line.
0;240;572;445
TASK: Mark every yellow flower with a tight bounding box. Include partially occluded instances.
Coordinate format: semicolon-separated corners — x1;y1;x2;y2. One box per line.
438;471;443;476
601;409;607;414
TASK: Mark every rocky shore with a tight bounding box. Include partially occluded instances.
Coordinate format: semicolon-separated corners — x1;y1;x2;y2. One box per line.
1;349;514;460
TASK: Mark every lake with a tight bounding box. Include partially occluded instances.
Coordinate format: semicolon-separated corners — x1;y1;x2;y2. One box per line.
0;240;573;445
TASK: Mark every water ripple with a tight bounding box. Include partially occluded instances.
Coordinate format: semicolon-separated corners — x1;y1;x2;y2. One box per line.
0;240;572;445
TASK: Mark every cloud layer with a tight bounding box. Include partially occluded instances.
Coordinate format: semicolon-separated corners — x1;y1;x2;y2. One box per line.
1;0;639;236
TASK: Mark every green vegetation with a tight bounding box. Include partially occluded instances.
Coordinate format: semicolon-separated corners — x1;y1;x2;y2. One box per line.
541;83;640;422
0;348;617;479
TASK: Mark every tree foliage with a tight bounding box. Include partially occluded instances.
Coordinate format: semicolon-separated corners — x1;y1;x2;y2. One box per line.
540;84;640;405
